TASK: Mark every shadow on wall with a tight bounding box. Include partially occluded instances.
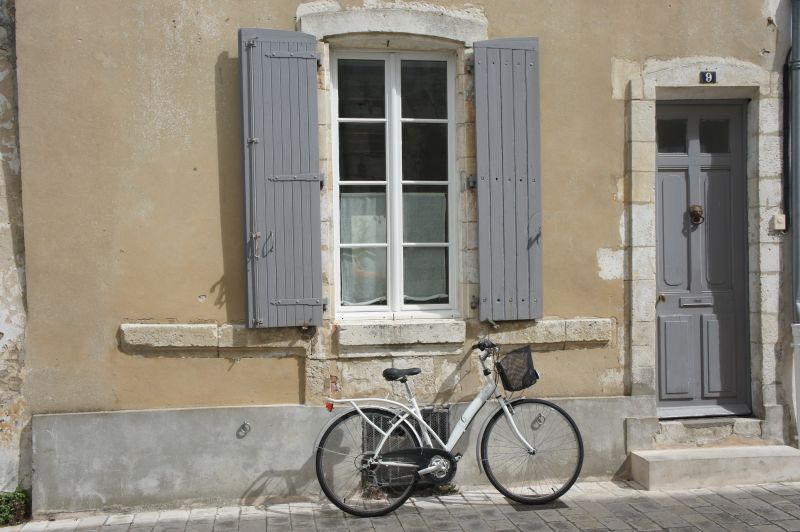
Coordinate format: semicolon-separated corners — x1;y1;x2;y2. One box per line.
240;454;316;506
213;51;246;322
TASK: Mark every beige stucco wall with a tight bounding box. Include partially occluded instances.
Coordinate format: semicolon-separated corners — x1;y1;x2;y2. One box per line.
15;0;789;414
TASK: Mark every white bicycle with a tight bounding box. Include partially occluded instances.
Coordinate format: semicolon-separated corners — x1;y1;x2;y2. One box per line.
314;338;584;517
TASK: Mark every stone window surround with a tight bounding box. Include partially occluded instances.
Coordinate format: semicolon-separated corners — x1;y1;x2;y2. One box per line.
622;57;786;440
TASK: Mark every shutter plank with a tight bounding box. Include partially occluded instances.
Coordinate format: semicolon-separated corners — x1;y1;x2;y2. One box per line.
280;41;294;326
475;47;492;322
526;47;543;319
299;43;313;325
289;41;304;326
241;38;256;325
500;48;517;320
252;41;268;326
512;49;530;317
475;37;542;322
262;42;278;327
306;45;323;326
487;47;505;321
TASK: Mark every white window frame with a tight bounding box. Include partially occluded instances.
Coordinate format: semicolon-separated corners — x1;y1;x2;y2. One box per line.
332;50;459;320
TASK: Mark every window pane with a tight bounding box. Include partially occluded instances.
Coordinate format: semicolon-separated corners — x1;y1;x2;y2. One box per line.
402;123;447;181
341;248;387;306
700;119;729;153
657;119;687;153
401;60;447;119
340;186;387;244
339;123;386;181
337;59;384;118
404;248;448;304
403;185;447;243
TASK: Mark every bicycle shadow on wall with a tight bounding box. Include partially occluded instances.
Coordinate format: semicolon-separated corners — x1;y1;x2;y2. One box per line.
239;454;317;507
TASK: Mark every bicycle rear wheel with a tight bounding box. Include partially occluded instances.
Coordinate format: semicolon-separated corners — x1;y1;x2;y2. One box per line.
316;408;420;517
480;398;583;504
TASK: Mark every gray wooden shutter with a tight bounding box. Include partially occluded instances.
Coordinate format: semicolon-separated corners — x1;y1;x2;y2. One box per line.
474;38;543;322
239;28;323;328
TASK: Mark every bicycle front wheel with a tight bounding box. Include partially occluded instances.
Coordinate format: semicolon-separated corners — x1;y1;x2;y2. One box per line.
316;408;420;517
481;398;583;504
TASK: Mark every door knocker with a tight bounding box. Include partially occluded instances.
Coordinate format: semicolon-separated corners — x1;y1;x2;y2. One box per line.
689;204;705;225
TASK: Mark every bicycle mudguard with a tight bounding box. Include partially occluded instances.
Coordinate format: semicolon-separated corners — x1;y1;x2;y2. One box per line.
474;397;527;475
311;405;423;458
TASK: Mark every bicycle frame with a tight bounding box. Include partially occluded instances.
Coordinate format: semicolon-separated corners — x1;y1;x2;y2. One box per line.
325;349;535;468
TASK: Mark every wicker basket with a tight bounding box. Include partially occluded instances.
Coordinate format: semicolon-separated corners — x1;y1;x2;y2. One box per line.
495;346;539;391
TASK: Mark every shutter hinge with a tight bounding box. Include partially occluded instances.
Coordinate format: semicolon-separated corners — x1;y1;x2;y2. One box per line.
247;137;260;145
465;175;477;189
268;173;323;182
265;51;319;60
246;40;257;49
270;298;325;306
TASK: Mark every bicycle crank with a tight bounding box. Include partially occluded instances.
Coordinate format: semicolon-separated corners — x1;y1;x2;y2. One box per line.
379;447;458;484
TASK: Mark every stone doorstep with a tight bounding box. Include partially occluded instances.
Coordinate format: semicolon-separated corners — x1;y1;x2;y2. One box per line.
630;445;800;490
655;417;764;446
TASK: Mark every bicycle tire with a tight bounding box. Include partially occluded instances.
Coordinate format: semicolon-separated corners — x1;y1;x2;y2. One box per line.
480;398;583;504
316;407;420;517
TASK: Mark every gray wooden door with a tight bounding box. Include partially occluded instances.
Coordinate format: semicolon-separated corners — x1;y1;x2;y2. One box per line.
655;102;750;417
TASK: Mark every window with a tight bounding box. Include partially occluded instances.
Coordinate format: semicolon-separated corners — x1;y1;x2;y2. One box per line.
332;52;456;318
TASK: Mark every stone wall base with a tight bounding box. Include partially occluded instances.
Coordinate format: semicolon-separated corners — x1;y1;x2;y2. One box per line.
32;395;652;516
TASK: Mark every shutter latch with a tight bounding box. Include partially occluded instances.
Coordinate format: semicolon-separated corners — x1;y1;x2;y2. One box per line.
247;137;260;145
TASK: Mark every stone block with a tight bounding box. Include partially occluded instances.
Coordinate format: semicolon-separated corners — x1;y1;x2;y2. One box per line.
631;279;656;322
631;321;655;348
758;178;783;208
630;171;655;203
629;100;655;142
630;141;656;173
490;319;566;348
336;319;466;347
625;416;659;452
564;318;614;347
630;205;655;247
631;345;655;369
758;97;781;134
758;272;782;314
631;246;655;280
758;242;782;273
461;249;479;283
461;221;478;250
630;445;800;490
631;366;656;395
217;324;310;356
119;323;218;357
733;418;762;438
759;135;782;178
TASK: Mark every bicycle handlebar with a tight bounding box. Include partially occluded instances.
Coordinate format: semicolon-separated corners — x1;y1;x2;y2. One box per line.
471;338;497;352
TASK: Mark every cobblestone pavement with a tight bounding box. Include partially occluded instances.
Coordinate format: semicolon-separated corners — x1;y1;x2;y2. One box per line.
11;481;800;531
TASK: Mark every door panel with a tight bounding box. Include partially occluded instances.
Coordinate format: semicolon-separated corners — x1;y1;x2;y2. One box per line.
702;169;733;289
655;102;749;417
702;313;737;398
659;315;693;399
658;170;690;290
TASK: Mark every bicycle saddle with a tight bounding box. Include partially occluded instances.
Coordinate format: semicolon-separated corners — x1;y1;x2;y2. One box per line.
382;367;421;382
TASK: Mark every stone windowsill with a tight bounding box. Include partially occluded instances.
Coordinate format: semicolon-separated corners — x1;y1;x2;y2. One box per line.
118;322;312;358
119;317;615;358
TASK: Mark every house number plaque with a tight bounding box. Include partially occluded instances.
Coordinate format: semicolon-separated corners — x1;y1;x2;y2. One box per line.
699;71;717;84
